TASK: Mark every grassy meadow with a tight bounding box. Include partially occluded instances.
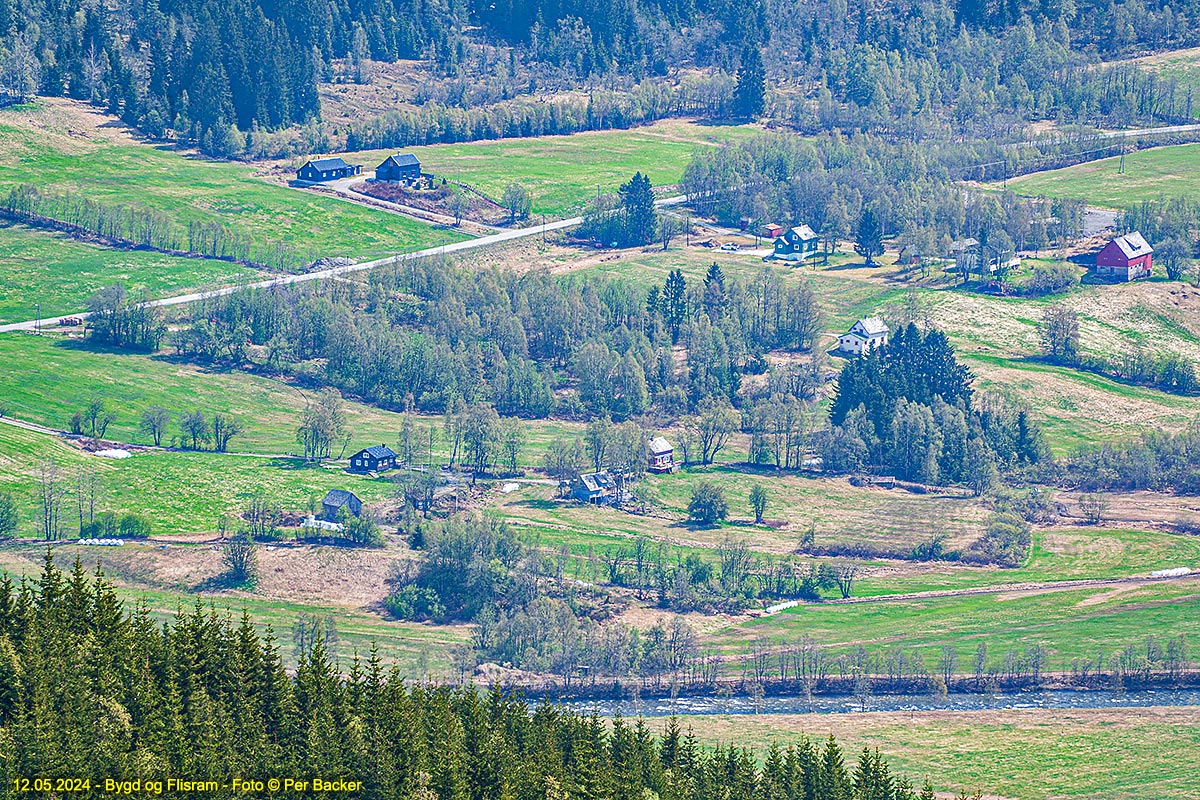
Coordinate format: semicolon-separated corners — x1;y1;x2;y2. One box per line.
0;331;584;460
323;119;759;216
1005;142;1200;207
0;221;255;323
0;99;461;262
667;707;1200;800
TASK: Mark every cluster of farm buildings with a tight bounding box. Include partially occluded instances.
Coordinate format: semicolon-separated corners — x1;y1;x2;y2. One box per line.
297;153;423;184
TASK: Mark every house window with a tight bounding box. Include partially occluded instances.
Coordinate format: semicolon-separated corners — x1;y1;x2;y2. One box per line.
354;459;360;466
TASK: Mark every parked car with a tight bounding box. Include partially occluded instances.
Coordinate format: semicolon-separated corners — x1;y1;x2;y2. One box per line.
720;242;740;252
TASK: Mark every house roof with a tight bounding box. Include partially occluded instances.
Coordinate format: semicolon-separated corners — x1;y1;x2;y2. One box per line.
303;157;353;172
789;224;818;240
358;444;397;460
950;237;979;252
322;489;361;507
380;153;421;169
853;316;889;336
1110;231;1152;259
648;437;672;455
578;472;614;492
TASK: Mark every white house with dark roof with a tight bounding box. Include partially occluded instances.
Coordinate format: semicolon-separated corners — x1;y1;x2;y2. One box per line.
838;317;889;355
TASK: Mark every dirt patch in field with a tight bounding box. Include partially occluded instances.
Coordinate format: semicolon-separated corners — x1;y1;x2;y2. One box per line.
0;97;144;157
252;542;414;607
1057;491;1200;528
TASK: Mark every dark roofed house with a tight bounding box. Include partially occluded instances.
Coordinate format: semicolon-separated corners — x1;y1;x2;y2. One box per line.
297;157;361;182
773;224;820;262
376;153;422;183
349;444;398;473
1097;232;1153;282
321;489;363;522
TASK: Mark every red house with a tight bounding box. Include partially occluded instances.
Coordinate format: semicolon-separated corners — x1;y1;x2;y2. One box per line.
1096;232;1153;281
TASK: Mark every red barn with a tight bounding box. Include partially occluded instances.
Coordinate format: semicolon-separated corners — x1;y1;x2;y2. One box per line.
1096;232;1153;281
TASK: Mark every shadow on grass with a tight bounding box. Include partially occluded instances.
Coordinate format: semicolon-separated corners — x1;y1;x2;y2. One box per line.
193;572;256;593
512;499;559;511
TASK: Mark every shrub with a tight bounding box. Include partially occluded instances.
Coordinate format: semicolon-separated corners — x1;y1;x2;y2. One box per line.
384;586;445;622
964;512;1032;567
688;481;728;525
0;492;17;539
118;514;152;539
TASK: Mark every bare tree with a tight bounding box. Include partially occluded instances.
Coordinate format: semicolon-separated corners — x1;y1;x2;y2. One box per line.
139;406;171;446
37;460;64;541
211;413;243;453
75;468;99;536
834;562;859;599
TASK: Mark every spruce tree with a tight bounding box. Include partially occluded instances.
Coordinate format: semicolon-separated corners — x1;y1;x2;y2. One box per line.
733;45;766;118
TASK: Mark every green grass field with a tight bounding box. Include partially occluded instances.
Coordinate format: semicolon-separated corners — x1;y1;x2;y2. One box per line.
0;221;255;323
331;119;758;216
669;707;1200;800
1124;47;1200;120
1005;142;1200;207
713;576;1200;667
0;331;584;459
0;101;461;262
0;421;399;536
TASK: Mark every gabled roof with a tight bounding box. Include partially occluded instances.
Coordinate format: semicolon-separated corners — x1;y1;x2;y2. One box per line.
304;157;353;172
322;489;361;507
647;437;673;455
852;316;889;336
788;224;818;240
1110;231;1152;259
578;472;614;492
380;153;421;169
358;444;397;460
950;237;979;252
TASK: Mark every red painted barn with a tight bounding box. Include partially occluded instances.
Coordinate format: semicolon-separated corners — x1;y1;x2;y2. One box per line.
1096;232;1153;281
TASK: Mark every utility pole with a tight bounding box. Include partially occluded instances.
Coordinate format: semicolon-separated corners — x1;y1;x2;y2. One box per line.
685;214;690;247
35;303;39;335
542;214;546;244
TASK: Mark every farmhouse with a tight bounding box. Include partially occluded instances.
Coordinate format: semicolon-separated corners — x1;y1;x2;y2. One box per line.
647;437;675;473
296;157;361;182
376;153;422;182
572;471;619;504
321;490;362;522
349;444;398;473
773;225;820;261
838;317;889;355
1096;232;1153;281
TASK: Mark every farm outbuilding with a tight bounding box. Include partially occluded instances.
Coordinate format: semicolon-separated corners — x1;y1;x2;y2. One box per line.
321;490;362;521
1096;232;1153;281
349;444;398;473
297;157;361;182
375;153;422;182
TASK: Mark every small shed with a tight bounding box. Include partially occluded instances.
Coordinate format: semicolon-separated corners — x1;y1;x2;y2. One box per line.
1097;232;1153;281
376;153;422;183
297;157;361;182
773;225;820;261
321;490;363;522
571;471;618;504
763;223;785;239
838;317;889;355
349;444;398;473
647;437;675;473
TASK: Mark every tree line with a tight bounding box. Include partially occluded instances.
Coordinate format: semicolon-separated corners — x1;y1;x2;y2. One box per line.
0;553;957;800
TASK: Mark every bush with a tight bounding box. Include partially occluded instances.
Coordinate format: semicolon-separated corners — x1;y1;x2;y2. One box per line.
118;514;152;539
384;585;445;622
964;512;1032;567
688;481;728;525
1019;261;1079;296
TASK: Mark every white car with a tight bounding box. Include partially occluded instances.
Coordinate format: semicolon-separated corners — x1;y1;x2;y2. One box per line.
720;242;740;252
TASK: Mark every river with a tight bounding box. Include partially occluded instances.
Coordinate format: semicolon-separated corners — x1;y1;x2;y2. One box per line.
560;687;1200;717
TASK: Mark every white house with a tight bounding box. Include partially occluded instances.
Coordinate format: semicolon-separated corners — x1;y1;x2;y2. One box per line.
838;317;889;355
